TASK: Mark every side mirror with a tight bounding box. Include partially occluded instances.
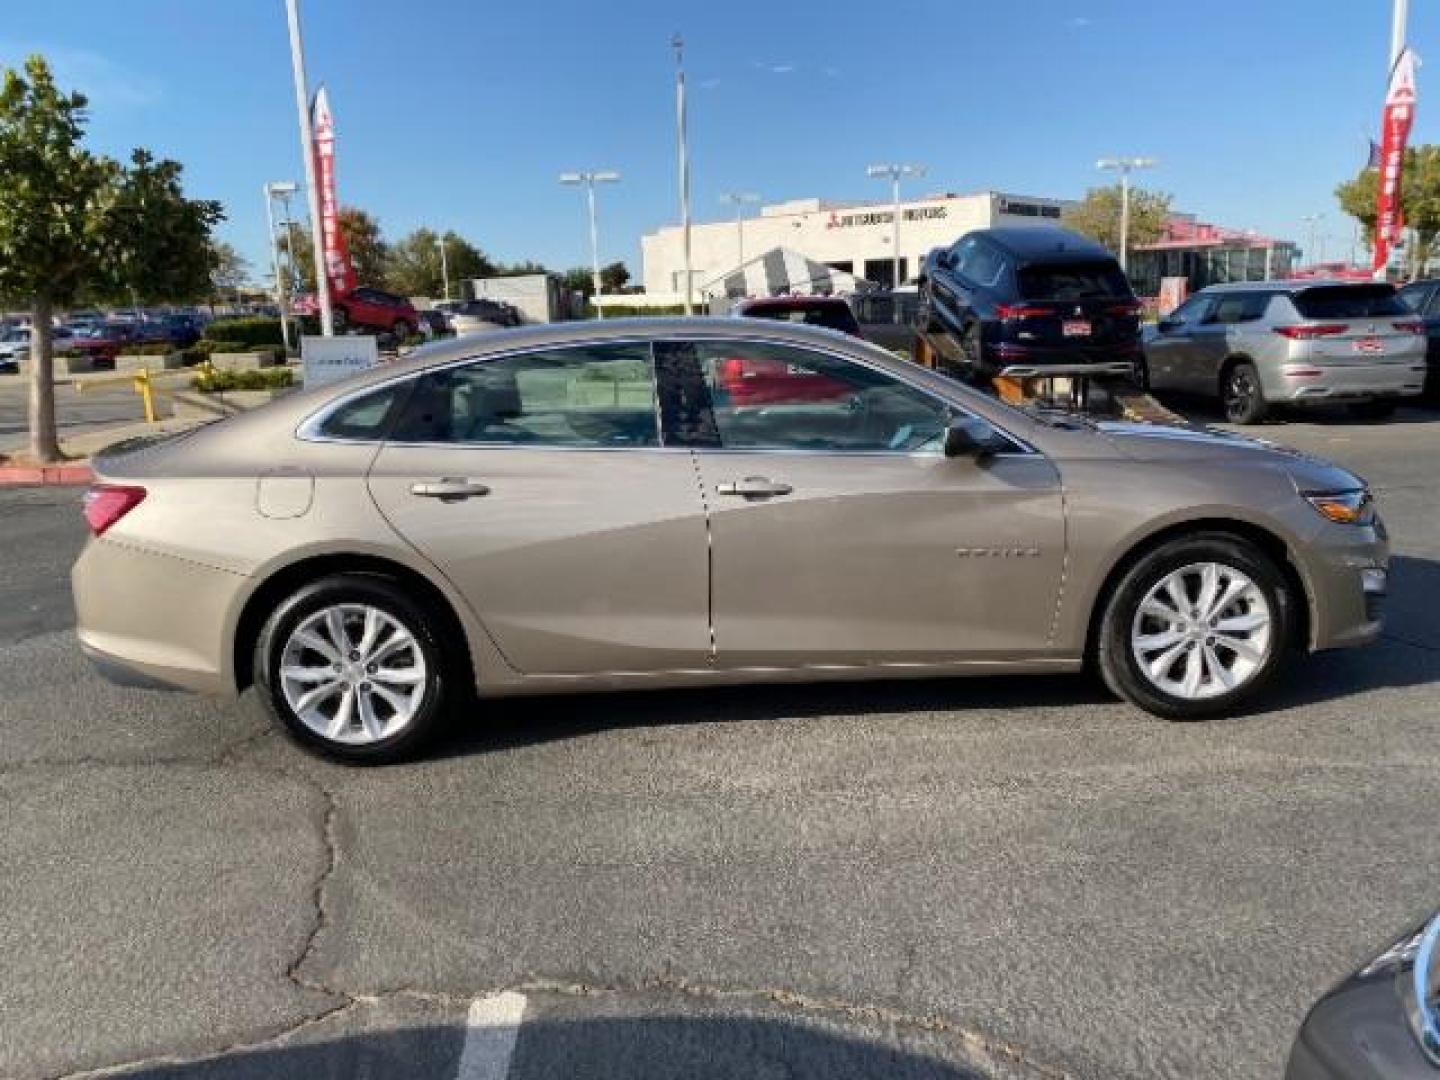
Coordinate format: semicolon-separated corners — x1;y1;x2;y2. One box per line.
944;416;999;459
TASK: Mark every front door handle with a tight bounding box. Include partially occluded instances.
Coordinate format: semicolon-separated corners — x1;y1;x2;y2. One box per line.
715;476;793;499
410;478;490;501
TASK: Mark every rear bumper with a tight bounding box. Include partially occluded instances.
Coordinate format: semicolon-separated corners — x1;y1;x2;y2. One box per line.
1265;361;1427;403
71;536;242;696
989;339;1141;370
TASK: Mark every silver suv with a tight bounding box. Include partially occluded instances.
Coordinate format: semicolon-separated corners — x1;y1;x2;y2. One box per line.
1142;281;1427;423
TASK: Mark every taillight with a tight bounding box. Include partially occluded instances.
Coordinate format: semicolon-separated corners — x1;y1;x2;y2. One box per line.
995;304;1051;320
82;485;146;536
1274;324;1346;340
1393;319;1426;334
1106;302;1144;316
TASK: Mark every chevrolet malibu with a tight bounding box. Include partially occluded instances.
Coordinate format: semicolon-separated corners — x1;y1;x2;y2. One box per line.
72;320;1388;762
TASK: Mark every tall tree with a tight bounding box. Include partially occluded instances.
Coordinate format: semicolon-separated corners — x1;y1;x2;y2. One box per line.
385;228;495;298
600;260;630;292
0;57;123;462
207;240;249;303
1062;184;1172;257
284;206;389;291
0;55;222;463
1337;144;1440;278
561;266;594;297
103;148;224;306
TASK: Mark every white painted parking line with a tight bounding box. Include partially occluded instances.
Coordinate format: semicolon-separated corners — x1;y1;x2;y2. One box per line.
455;990;528;1080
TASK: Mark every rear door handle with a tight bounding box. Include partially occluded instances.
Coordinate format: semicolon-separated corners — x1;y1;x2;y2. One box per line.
410;478;490;500
715;476;793;499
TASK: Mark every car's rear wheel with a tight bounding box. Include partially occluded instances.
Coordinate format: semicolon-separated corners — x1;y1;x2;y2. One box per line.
254;574;448;764
392;319;413;342
1222;360;1268;424
332;306;349;333
1096;533;1293;719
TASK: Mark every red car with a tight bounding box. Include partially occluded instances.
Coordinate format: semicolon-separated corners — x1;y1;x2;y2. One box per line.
722;296;862;405
296;287;419;339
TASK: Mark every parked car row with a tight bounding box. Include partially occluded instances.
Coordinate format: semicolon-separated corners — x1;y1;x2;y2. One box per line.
0;310;207;373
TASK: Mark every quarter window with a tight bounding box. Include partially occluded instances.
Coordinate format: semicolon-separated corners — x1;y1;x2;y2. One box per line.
389;343;658;447
656;340;955;454
316;384;407;440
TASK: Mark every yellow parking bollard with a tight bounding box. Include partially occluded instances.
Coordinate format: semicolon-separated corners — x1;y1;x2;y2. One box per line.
132;368;156;424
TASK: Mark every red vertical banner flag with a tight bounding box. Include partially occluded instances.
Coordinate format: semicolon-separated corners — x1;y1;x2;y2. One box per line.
1373;48;1419;273
310;86;358;297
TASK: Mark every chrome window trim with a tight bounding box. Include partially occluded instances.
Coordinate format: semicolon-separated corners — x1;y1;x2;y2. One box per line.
295;331;1039;457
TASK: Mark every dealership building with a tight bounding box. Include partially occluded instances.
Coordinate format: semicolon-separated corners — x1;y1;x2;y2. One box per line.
639;191;1074;301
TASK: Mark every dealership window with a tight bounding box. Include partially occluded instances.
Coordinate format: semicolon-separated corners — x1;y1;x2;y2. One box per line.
863;258;907;289
390;343;658;447
826;260;854;275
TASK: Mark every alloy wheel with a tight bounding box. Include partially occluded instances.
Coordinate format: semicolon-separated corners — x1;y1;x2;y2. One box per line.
1129;561;1273;701
1225;368;1258;422
278;603;428;745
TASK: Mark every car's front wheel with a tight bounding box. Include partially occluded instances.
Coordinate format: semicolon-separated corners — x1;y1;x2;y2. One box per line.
254;574;448;763
1095;533;1294;719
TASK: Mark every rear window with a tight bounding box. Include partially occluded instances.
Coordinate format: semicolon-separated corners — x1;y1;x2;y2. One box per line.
741;301;860;335
1017;261;1131;301
1291;285;1407;319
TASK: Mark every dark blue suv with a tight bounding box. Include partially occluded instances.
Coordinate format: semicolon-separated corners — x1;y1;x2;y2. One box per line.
917;226;1142;380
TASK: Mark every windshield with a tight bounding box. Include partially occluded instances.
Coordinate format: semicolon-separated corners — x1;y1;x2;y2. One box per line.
1292;285;1408;319
1017;261;1131;301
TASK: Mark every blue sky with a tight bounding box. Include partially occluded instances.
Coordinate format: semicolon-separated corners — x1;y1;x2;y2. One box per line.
2;0;1434;282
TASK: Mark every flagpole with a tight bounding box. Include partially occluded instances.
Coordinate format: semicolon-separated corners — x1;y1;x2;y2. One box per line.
1390;0;1408;68
285;0;333;336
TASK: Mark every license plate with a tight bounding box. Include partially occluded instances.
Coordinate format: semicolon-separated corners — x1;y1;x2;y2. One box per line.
1062;320;1091;338
1353;337;1384;354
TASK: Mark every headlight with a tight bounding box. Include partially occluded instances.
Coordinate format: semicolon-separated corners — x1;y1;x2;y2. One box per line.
1304;489;1375;526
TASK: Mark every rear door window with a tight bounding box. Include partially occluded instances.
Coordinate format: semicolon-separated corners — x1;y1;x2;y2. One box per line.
1017;261;1131;301
1291;285;1408;319
1398;283;1432;314
389;343;658;447
1208;294;1271;324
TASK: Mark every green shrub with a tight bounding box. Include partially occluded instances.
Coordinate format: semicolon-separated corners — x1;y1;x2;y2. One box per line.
121;342;179;356
191;367;295;392
191;338;248;355
203;317;285;347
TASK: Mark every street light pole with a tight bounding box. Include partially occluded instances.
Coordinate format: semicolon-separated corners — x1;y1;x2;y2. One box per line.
436;235;451;301
719;192;761;268
263;181;298;353
1301;213;1323;269
1096;157;1157;273
673;33;693;315
1391;0;1408;67
866;163;926;315
560;171;621;319
284;0;332;337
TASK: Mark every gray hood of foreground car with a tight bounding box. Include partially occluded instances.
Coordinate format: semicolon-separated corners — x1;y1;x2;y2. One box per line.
1093;421;1367;491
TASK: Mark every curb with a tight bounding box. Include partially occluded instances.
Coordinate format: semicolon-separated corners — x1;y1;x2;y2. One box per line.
0;463;93;487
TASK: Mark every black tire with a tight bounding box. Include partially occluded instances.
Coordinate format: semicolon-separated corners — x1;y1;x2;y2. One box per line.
392;320;413;342
1095;532;1294;720
1347;399;1397;420
961;323;991;386
1132;352;1151;392
332;306;349;333
253;573;450;764
917;285;942;333
1221;360;1268;424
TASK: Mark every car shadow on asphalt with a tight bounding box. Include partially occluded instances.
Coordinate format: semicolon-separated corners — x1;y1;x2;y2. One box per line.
424;554;1440;763
103;1015;989;1080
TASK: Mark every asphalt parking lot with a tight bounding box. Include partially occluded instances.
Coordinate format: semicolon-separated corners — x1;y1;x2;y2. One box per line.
2;402;1438;1080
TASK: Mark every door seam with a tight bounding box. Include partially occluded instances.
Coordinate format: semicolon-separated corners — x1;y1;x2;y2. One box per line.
689;449;718;664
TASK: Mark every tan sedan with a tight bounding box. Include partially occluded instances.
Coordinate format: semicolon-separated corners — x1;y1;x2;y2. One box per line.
72;320;1388;762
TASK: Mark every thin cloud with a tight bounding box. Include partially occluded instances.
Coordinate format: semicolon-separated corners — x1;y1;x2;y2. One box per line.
821;66;842;78
0;43;161;108
1067;16;1092;28
769;63;796;74
699;77;722;90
